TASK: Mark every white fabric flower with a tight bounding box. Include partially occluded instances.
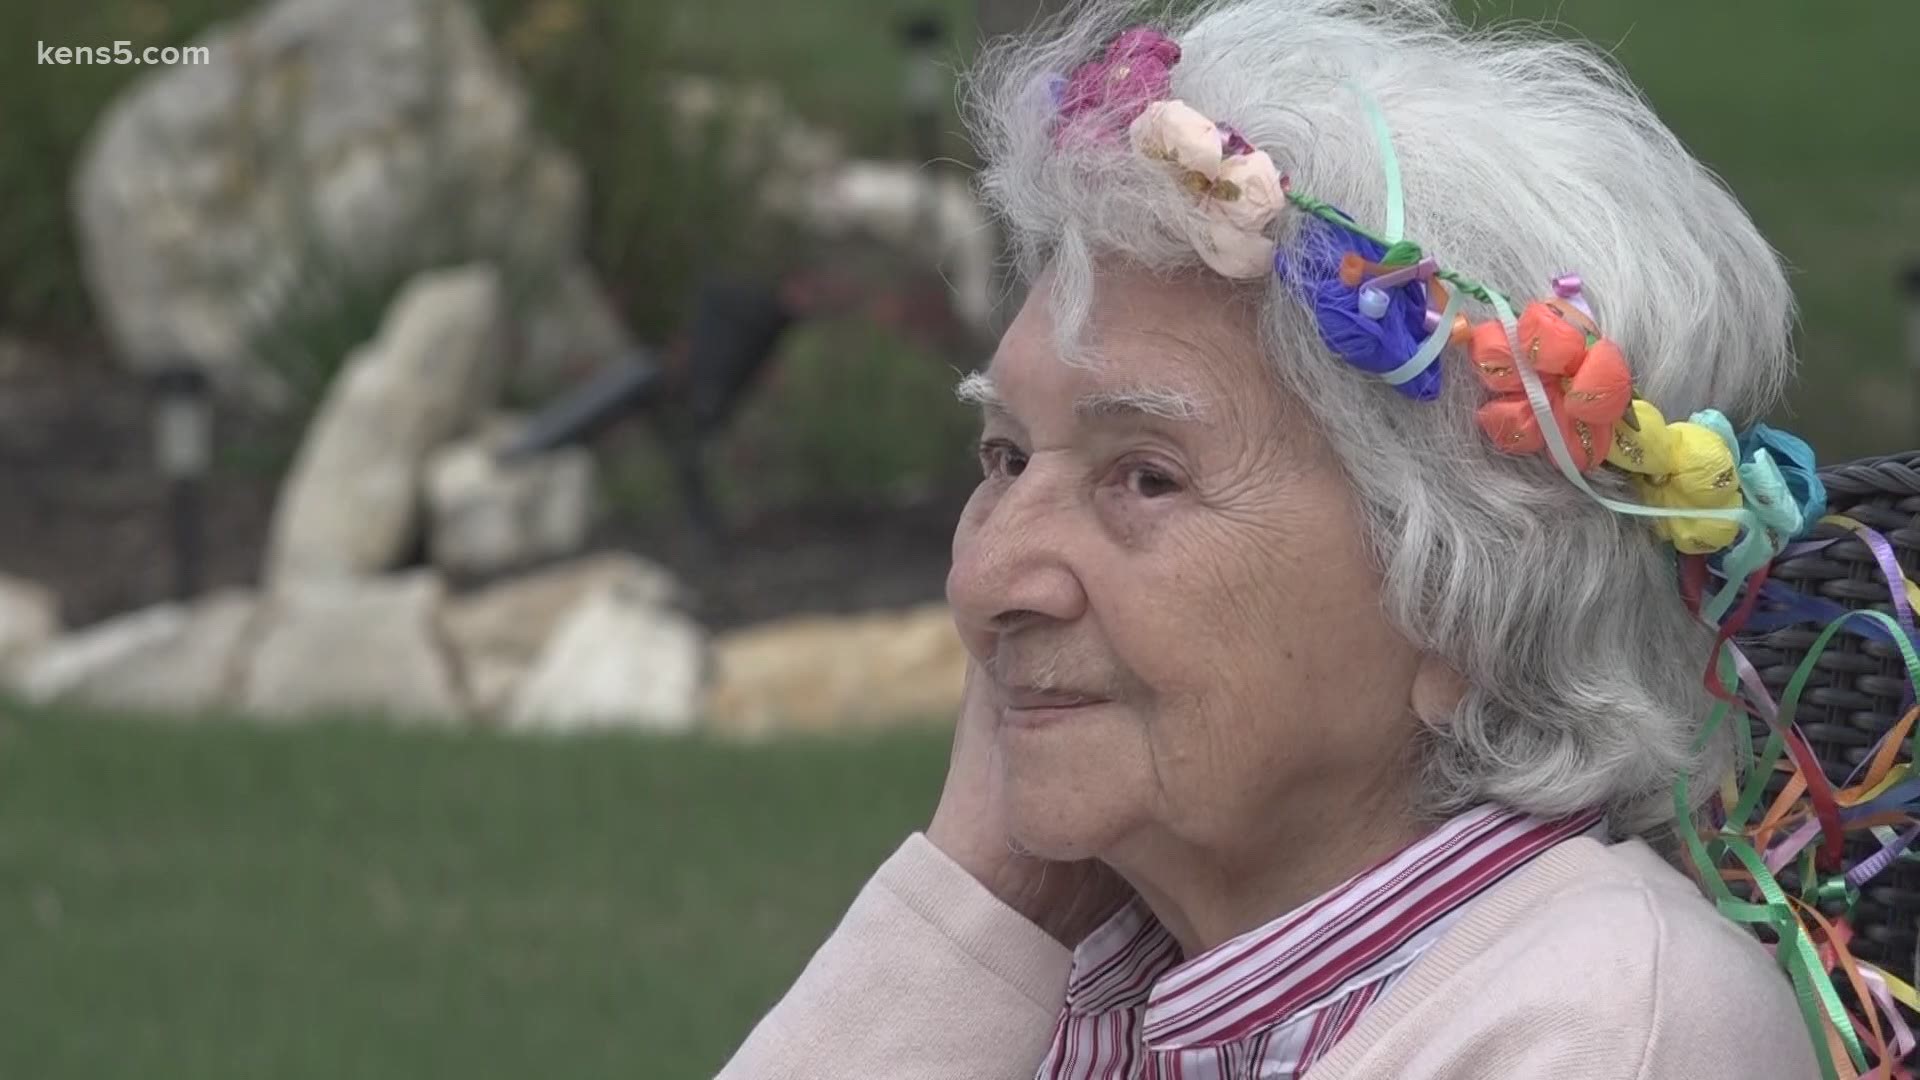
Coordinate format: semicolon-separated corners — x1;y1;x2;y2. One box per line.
1129;100;1223;180
1129;101;1286;278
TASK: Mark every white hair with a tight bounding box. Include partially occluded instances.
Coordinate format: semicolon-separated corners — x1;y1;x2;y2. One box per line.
962;0;1797;835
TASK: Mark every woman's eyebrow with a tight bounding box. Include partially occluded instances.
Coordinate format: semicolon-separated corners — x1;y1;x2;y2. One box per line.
956;372;1210;425
1072;386;1210;423
954;371;1003;414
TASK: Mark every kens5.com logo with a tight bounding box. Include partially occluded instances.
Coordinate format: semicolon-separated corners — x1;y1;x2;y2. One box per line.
38;40;212;66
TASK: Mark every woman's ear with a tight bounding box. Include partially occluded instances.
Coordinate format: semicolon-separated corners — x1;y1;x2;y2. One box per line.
1410;656;1469;727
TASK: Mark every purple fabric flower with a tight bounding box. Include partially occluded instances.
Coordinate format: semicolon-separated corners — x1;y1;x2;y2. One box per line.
1272;214;1443;402
1055;27;1181;145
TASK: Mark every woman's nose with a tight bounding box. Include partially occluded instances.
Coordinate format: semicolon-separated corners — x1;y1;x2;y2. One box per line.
947;465;1089;644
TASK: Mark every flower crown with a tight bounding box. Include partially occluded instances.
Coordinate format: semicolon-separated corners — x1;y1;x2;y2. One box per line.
1055;28;1914;1080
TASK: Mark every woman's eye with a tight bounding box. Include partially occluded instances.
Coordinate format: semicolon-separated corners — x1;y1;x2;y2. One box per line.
1126;463;1181;498
977;439;1028;479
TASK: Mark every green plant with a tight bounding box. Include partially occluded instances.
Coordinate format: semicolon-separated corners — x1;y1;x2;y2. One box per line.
714;318;981;513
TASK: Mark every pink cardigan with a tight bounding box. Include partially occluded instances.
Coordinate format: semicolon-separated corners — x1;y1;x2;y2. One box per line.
718;833;1822;1079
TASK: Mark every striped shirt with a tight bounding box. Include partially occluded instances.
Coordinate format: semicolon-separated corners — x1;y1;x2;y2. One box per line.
1033;803;1607;1080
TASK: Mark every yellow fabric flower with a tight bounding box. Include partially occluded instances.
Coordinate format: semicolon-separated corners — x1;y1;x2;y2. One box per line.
1606;400;1743;554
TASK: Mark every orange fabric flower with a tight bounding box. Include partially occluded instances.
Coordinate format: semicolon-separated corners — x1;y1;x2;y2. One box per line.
1469;302;1632;473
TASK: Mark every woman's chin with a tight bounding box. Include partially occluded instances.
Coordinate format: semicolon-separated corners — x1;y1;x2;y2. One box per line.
999;769;1132;863
1005;817;1104;862
993;703;1143;859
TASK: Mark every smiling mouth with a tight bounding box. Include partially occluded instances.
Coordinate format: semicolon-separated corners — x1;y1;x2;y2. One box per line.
998;686;1112;725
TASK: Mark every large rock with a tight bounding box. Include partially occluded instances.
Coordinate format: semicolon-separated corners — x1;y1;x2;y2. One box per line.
241;573;465;722
0;573;59;671
795;163;995;340
440;553;683;717
71;0;588;391
425;417;597;578
703;603;967;737
12;604;187;705
663;76;993;341
265;265;505;584
11;592;259;713
504;572;705;733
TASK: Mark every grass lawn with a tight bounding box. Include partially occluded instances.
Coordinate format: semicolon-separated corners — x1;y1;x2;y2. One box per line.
0;704;950;1079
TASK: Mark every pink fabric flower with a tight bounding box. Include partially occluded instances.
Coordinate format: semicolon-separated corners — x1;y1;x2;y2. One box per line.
1055;27;1181;145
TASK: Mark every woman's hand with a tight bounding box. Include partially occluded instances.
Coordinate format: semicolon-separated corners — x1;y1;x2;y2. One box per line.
926;661;1135;947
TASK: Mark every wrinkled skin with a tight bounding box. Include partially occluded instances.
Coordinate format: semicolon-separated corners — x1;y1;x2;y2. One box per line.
930;264;1460;951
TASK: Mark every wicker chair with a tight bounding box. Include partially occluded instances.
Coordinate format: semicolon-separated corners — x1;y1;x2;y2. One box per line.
1735;450;1920;993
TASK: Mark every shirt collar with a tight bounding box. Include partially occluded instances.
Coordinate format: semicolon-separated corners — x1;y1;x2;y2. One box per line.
1061;803;1606;1050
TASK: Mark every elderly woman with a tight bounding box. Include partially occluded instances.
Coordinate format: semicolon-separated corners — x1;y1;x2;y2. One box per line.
721;2;1840;1077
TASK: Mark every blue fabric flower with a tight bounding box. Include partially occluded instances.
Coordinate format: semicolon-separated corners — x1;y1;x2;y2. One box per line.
1719;448;1804;585
1739;424;1826;536
1272;214;1442;402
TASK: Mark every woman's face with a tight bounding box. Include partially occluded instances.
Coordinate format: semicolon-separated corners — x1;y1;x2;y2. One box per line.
947;264;1428;868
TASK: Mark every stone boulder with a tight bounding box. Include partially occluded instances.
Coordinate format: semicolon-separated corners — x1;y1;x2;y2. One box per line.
439;553;683;717
12;605;186;705
795;163;995;340
425;416;597;579
241;572;464;722
265;265;504;584
10;592;258;713
504;571;705;733
0;573;59;672
703;603;967;737
71;0;588;392
662;76;993;342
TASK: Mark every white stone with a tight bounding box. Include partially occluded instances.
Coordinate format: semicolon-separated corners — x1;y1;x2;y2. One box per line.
241;572;464;722
440;552;683;717
658;76;992;341
14;591;260;713
791;162;995;340
704;603;967;737
14;604;189;705
0;574;59;670
86;591;258;712
505;578;705;733
264;265;505;584
71;0;585;388
425;420;597;578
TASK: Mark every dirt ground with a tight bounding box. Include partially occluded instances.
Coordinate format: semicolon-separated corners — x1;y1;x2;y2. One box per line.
0;344;960;633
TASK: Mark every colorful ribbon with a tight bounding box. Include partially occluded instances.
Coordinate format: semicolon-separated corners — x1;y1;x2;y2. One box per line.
1097;60;1920;1079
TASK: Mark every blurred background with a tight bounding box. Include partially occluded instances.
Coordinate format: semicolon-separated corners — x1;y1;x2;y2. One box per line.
0;0;1915;1076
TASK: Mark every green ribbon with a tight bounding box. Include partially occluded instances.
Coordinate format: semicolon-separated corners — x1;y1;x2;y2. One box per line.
1678;709;1861;1080
1351;83;1405;246
1677;604;1920;1079
1814;877;1859;919
1277;78;1920;1079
